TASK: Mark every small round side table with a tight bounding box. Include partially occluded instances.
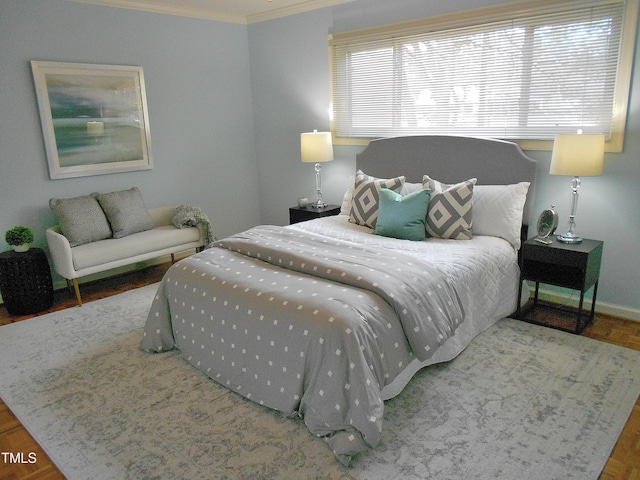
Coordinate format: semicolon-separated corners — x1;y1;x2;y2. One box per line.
0;248;54;315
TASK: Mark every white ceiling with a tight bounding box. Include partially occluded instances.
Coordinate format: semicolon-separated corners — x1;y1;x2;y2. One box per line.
68;0;354;24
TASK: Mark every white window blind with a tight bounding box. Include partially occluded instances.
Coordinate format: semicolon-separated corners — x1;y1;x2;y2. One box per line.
330;1;635;147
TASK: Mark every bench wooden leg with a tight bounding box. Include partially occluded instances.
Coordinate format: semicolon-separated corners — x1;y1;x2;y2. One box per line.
171;253;176;264
71;278;82;306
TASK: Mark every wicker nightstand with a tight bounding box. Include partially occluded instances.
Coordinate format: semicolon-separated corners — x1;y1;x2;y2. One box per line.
0;248;54;315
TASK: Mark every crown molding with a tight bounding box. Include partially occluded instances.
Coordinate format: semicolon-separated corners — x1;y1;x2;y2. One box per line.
68;0;247;23
246;0;354;24
68;0;354;25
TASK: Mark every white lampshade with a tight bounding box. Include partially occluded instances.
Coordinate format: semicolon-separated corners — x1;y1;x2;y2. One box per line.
550;134;605;176
301;130;334;164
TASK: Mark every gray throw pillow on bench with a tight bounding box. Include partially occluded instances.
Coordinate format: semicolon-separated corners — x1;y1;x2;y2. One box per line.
96;187;154;238
50;194;112;247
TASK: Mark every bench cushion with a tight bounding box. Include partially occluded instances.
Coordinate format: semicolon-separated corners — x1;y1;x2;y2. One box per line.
71;225;200;271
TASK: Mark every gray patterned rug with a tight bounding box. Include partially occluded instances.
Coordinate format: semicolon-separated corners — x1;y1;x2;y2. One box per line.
0;284;639;480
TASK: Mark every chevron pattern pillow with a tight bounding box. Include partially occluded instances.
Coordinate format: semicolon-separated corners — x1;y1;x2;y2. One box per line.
349;170;405;228
423;176;476;240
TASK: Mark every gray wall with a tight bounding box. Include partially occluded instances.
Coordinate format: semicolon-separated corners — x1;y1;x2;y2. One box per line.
1;0;639;318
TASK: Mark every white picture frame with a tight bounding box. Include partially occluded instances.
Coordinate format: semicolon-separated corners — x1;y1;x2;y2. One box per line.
31;61;153;179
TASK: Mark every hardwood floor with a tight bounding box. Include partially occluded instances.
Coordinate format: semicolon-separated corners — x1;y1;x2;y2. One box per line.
0;265;638;479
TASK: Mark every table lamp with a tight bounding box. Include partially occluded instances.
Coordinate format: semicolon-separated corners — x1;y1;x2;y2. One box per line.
549;133;604;244
301;130;334;208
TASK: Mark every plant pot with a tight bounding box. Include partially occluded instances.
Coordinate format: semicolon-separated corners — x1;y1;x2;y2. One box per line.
13;244;30;253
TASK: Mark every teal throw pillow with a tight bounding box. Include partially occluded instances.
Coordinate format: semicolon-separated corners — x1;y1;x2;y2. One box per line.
375;188;431;241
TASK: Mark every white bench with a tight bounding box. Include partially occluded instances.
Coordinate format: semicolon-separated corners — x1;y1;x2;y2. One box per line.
46;207;204;305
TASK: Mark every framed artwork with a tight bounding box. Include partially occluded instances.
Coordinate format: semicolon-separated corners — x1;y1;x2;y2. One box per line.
31;61;153;179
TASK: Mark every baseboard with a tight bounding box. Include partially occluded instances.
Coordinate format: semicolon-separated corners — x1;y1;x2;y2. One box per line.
535;287;640;322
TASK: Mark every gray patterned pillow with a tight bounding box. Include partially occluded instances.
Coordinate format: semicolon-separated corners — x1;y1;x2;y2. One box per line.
349;170;405;228
422;176;476;240
96;187;154;238
49;194;112;247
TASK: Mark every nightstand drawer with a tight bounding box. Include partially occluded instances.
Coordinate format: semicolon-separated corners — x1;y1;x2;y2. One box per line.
521;260;585;290
289;204;341;224
522;239;600;265
523;245;586;267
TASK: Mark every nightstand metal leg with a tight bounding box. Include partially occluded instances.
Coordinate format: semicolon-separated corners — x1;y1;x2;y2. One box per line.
516;278;524;317
577;289;586;333
575;281;599;333
589;281;599;325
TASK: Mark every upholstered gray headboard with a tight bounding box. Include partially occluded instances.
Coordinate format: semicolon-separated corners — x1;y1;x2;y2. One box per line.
355;135;537;226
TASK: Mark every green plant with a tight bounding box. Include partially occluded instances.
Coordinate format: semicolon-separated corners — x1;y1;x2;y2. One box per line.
5;226;34;246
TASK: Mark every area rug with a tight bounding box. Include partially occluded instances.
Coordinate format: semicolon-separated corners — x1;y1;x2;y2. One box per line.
1;284;639;480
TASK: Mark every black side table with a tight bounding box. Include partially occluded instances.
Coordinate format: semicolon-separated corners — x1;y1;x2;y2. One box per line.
289;204;341;224
516;237;603;334
0;248;54;315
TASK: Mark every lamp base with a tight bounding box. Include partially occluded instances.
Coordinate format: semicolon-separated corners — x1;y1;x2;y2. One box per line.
557;232;582;244
312;162;327;209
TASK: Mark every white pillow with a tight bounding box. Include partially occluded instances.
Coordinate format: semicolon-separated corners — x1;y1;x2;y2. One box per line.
399;182;424;196
472;182;530;249
340;184;354;215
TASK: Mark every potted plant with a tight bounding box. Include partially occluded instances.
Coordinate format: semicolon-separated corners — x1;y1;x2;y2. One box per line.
5;226;34;252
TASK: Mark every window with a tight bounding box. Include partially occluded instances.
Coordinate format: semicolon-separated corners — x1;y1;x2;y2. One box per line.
330;0;638;151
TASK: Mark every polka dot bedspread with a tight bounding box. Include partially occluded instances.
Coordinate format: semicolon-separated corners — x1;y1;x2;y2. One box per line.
141;217;519;465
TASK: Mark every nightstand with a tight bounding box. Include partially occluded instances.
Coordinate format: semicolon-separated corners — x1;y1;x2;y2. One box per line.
516;237;603;334
289;204;341;224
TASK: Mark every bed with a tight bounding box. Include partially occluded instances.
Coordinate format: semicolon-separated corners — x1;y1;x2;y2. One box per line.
141;135;537;465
